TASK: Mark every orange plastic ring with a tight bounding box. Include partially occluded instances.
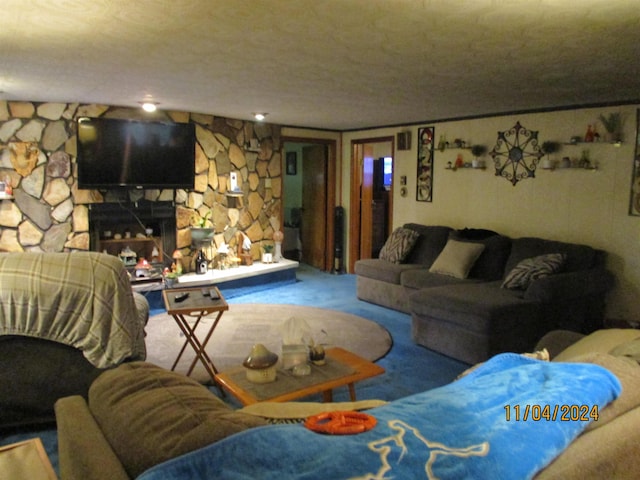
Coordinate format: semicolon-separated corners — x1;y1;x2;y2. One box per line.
304;411;377;435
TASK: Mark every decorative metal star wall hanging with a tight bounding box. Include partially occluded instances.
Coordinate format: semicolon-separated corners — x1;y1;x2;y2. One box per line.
490;121;544;186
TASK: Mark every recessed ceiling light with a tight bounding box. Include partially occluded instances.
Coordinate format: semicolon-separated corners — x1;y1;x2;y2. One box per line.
141;102;158;112
253;113;267;121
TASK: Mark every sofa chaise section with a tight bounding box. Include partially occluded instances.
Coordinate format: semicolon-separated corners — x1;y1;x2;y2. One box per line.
410;236;614;364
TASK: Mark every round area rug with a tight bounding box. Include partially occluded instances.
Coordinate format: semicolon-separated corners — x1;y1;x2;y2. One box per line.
145;303;392;383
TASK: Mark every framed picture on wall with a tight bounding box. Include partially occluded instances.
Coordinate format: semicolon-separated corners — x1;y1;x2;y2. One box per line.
416;126;435;202
629;109;640;216
286;151;297;175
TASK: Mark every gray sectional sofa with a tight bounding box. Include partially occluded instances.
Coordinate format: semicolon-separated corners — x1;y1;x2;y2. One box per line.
355;224;614;364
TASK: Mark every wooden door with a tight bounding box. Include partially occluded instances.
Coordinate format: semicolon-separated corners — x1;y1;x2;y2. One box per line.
301;145;327;269
359;145;375;259
349;137;394;272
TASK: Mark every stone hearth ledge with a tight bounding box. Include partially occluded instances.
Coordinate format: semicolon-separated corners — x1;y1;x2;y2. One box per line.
176;258;299;288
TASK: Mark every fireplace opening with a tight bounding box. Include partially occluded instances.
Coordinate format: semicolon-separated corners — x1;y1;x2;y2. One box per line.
89;200;176;276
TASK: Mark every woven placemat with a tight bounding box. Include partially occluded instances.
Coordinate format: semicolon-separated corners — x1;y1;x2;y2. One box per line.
225;357;355;401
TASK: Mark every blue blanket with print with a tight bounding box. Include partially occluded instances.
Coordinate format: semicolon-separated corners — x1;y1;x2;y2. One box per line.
138;354;621;480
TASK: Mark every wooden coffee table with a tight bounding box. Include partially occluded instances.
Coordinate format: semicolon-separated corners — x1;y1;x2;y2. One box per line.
215;347;385;405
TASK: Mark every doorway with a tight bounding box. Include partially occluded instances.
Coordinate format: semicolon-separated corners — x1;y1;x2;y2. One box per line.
349;137;394;272
282;138;337;271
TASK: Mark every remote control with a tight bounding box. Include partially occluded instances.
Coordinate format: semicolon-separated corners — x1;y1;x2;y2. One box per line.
201;288;210;296
209;288;220;299
174;292;189;302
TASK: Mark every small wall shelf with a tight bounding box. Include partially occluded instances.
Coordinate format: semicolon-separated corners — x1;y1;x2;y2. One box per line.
541;165;598;172
438;146;472;151
445;165;486;171
98;236;163;263
562;141;622;147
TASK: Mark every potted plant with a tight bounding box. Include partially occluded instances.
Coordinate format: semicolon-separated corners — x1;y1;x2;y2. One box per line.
541;141;560;169
262;243;274;264
598;112;623;143
162;268;180;288
191;211;214;246
470;145;487;168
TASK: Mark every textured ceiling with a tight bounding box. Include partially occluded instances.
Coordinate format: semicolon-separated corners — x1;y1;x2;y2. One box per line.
1;0;639;131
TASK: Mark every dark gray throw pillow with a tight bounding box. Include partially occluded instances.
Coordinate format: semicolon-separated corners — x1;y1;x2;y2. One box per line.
502;253;566;290
379;227;420;263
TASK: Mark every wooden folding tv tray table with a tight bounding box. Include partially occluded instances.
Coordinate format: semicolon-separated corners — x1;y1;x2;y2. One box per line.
162;286;228;383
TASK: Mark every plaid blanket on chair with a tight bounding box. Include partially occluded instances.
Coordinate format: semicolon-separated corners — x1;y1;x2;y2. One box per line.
0;251;145;368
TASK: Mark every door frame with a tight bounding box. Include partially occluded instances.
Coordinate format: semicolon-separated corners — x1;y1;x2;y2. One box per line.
348;136;395;273
282;136;337;272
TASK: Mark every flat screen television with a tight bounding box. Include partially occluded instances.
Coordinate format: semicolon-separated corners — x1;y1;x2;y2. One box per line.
77;117;196;189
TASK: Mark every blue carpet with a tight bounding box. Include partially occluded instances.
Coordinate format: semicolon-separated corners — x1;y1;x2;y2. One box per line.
0;264;469;475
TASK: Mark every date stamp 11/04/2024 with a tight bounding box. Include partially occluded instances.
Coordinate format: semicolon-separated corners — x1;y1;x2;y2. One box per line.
504;404;599;422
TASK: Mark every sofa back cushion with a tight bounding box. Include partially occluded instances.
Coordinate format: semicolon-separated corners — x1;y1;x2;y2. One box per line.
89;362;267;478
402;224;453;266
449;231;512;280
504;237;600;276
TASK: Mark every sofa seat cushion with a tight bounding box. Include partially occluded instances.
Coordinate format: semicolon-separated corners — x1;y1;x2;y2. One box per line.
88;362;267;479
409;282;541;334
401;268;474;290
354;258;424;285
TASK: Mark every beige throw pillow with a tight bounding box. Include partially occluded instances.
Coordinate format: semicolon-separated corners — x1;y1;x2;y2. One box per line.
428;239;485;279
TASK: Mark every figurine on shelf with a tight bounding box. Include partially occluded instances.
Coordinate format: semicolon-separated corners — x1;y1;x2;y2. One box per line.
119;246;137;266
273;230;284;262
236;231;253;265
134;258;152;278
195;249;208;274
262;244;274;264
171;250;183;275
579;150;591;169
584;125;595;143
438;134;447;152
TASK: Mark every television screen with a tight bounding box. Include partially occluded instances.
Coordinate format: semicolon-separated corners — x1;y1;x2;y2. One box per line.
77;117;195;189
383;156;393;188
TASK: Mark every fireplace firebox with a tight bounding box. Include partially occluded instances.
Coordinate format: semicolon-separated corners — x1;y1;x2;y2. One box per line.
89;201;176;269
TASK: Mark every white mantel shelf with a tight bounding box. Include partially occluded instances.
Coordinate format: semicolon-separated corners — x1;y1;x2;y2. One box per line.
177;258;299;288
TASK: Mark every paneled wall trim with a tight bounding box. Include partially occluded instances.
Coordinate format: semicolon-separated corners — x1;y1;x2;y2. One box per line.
0;101;283;260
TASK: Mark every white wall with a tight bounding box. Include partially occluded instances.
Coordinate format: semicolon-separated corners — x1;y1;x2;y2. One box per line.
342;104;640;322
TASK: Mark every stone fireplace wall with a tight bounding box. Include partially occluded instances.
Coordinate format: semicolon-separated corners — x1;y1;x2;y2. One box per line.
0;101;283;262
